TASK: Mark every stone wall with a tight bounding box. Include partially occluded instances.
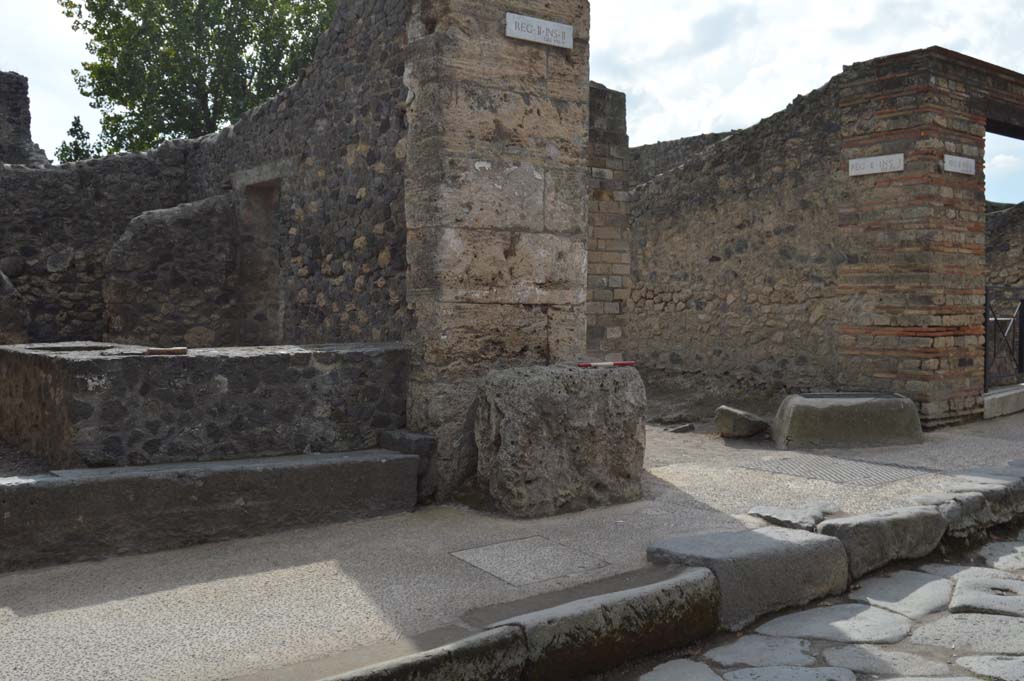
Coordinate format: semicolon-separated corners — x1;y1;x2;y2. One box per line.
586;83;631;360
0;147;190;341
183;0;410;346
627;79;849;408
0;71;49;167
987;202;1024;302
404;0;591;497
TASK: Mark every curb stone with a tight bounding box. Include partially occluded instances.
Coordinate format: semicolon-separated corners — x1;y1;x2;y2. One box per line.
817;506;947;579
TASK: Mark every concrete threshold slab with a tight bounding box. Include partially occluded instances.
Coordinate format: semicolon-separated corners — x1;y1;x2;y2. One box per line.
985;383;1024;419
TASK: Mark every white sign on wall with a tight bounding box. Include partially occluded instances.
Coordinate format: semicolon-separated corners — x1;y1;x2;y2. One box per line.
944;154;977;175
506;12;573;49
849;153;905;177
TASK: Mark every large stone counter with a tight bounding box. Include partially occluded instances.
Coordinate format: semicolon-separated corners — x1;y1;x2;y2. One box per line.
0;342;408;468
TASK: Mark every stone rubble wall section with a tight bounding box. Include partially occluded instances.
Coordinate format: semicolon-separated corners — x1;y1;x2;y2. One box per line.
987;201;1024;308
626;74;848;405
586;83;631;360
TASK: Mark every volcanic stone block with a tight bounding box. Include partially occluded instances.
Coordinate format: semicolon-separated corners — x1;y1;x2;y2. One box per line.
773;393;923;449
715;405;771;438
817;507;948;579
0;449;418;571
473;366;646;518
647;526;849;630
0;342;408;468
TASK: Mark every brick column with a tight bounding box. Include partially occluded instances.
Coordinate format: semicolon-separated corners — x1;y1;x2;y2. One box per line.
836;51;987;426
586;83;631;360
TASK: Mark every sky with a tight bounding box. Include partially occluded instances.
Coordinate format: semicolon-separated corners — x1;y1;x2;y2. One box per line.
1;0;1022;202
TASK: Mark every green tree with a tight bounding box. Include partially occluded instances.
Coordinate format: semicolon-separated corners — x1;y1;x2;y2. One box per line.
58;0;334;153
55;115;103;163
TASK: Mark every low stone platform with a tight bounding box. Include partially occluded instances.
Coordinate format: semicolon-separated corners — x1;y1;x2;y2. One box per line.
0;342;408;468
0;449;418;571
773;393;923;449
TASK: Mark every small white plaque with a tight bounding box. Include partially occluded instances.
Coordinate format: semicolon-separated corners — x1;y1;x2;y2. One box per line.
944;154;976;175
505;12;573;49
849;153;905;177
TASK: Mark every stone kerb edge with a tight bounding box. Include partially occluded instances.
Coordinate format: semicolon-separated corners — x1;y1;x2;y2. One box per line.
331;569;720;681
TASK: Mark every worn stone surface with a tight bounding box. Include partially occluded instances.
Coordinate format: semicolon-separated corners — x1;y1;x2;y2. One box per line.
773;393;923;449
494;568;719;680
715;406;771;439
950;577;1024;617
981;542;1024;572
330;626;527;681
380;430;438;503
748;501;839;531
704;636;815;668
0;342;408;468
647;526;849;630
756;605;913;644
0;269;29;344
640;659;722;681
918;564;1022;583
0;71;50;167
822;644;953;676
849;570;952;620
956;655;1024;681
911;614;1024;653
817;506;948;578
722;668;854;681
473;366;645;518
0;449;418;572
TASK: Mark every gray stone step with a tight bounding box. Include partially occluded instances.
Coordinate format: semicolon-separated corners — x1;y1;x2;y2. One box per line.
0;449;418;571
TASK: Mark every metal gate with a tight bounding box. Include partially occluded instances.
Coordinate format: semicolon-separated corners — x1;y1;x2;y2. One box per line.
985;286;1024;391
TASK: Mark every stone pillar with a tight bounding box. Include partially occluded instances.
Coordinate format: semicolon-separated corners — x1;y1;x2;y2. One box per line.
586;83;631;360
404;0;591;497
836;51;987;426
0;72;50;167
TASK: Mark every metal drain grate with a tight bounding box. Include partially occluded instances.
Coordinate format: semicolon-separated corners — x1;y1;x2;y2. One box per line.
736;454;928;487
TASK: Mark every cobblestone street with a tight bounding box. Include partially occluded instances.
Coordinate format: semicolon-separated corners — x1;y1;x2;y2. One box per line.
613;529;1024;681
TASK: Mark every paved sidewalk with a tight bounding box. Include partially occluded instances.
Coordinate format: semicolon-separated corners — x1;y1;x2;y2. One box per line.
2;413;1023;681
604;527;1024;681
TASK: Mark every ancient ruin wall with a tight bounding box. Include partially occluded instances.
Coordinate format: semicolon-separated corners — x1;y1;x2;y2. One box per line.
0;147;189;341
0;71;49;167
627;80;851;406
184;0;410;346
987;202;1024;298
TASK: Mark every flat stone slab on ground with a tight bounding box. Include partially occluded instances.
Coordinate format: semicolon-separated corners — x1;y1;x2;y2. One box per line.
756;604;912;644
747;501;839;531
817;506;947;578
956;655;1024;681
950;577;1024;617
647;526;848;629
911;614;1024;653
981;541;1024;572
918;563;1022;583
639;659;722;681
722;667;855;681
849;570;952;620
704;635;815;668
822;644;953;676
451;536;606;586
772;393;923;449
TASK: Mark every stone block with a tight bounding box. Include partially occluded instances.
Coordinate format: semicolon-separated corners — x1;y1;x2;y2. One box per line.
493;568;719;680
950;576;1024;617
715;406;771;438
380;430;438;503
0;342;408;469
773;393;923;449
0;269;28;344
0;449;418;571
817;507;948;579
473;365;646;518
647;526;849;630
